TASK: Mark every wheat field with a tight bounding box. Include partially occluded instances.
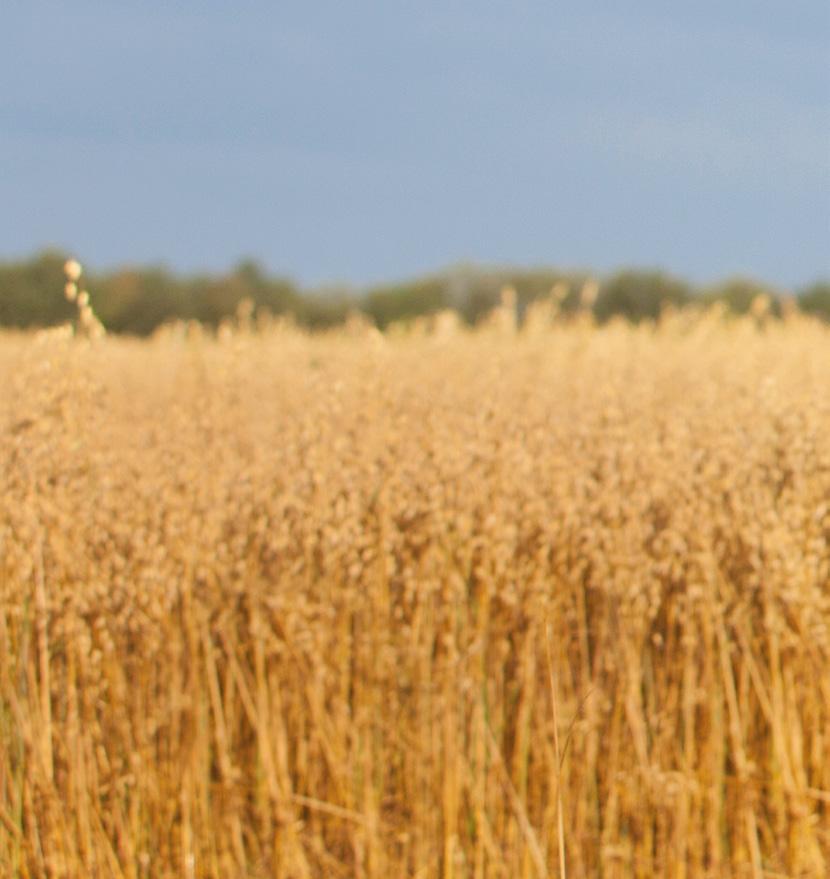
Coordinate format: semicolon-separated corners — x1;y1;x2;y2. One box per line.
1;309;829;878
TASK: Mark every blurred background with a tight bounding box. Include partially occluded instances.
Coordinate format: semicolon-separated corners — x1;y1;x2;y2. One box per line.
1;1;828;331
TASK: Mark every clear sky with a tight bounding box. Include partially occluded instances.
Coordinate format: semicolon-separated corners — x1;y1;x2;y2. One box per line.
2;1;828;289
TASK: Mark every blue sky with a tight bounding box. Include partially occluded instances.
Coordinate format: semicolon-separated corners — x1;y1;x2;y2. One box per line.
2;1;828;288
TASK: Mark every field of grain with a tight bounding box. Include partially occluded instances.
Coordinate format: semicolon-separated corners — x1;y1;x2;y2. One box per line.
1;311;829;878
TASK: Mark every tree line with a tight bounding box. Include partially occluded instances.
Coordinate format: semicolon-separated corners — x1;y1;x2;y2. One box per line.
1;250;828;334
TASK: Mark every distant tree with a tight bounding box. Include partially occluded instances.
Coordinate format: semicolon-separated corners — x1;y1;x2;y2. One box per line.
296;295;352;329
702;277;780;316
93;267;184;334
458;286;498;325
446;267;583;324
595;270;692;323
798;280;830;320
233;258;267;288
363;278;449;329
0;250;75;328
1;250;820;334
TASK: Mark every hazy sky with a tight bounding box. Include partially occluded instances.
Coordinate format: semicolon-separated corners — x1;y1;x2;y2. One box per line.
2;1;829;288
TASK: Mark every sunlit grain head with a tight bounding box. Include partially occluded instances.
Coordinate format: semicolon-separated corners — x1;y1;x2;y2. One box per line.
64;258;82;282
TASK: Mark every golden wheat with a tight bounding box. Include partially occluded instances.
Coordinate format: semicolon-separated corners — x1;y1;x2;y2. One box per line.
0;311;828;878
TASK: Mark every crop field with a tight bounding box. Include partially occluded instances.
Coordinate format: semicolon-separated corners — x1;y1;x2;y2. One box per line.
1;310;829;878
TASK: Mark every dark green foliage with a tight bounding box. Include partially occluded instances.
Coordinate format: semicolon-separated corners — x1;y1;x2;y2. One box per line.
0;250;77;328
798;280;830;319
0;250;827;333
702;277;781;317
0;253;303;335
92;267;187;334
294;294;352;329
595;270;692;323
362;277;449;329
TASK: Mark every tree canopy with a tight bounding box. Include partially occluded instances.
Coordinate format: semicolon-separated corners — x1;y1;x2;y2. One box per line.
0;250;826;334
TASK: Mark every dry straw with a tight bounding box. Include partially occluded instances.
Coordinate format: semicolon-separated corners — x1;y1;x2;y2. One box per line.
1;308;828;877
